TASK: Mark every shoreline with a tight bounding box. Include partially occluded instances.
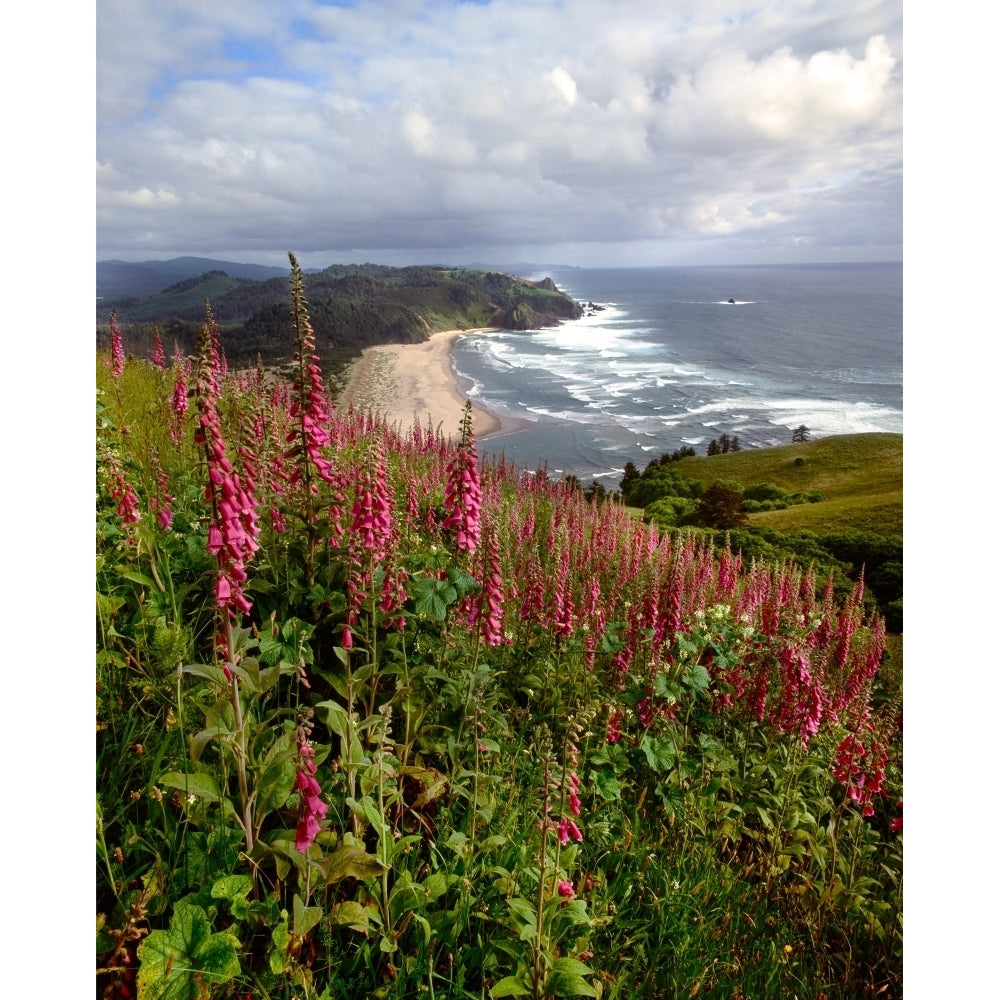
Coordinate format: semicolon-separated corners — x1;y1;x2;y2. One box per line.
334;329;504;441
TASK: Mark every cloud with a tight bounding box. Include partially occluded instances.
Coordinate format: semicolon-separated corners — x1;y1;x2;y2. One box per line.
97;0;902;265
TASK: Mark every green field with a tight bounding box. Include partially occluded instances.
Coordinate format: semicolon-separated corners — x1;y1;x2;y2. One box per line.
671;433;903;535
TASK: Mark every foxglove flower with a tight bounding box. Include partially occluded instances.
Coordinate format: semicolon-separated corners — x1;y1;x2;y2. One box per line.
442;401;481;553
558;817;583;845
285;253;336;486
293;729;328;852
109;311;125;378
152;326;165;370
194;305;259;619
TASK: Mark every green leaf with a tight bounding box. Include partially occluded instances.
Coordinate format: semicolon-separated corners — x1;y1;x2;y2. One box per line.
422;871;450;900
591;768;622;802
545;957;599;998
444;831;468;854
414;577;457;620
136;901;241;1000
326;844;386;883
256;733;298;812
158;771;224;804
293;893;324;938
270;921;290;975
211;875;253;921
315;700;349;740
682;663;712;696
447;565;479;598
210;875;253;904
116;568;158;589
181;662;230;687
652;674;682;701
640;735;676;774
505;896;536;927
188;726;233;763
491;975;532;997
327;901;370;933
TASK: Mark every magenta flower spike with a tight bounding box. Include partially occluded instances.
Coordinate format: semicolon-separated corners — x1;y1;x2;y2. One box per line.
109;311;125;378
443;402;482;554
285;254;337;489
194;304;259;620
152;326;165;370
293;728;328;852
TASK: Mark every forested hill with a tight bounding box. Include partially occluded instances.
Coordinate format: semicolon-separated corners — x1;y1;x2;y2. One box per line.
96;262;582;364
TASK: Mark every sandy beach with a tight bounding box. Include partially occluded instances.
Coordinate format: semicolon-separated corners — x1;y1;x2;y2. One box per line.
334;330;502;441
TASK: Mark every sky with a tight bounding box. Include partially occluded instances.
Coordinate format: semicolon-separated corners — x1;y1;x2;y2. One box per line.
96;0;903;268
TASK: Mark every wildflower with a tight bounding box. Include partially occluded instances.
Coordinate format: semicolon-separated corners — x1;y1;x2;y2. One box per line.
442;401;481;553
109;310;125;377
110;469;140;526
349;442;394;561
558;817;583;845
195;305;259;619
833;732;887;818
152;326;165;369
294;728;328;853
286;254;336;486
606;710;622;745
557;880;576;898
152;468;174;530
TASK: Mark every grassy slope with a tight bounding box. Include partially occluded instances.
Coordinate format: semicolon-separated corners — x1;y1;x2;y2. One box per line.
671;433;903;535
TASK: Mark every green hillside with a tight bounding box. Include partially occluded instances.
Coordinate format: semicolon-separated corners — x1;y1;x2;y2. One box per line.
97;263;583;365
671;433;902;535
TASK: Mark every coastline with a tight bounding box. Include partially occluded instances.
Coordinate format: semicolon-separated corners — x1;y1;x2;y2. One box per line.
334;329;503;441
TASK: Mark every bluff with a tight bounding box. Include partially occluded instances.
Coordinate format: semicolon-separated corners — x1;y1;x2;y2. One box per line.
96;263;582;363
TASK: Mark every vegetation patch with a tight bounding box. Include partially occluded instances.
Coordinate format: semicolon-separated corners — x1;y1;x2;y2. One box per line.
97;258;901;999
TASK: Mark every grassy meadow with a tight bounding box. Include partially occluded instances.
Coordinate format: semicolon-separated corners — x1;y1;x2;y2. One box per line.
97;263;902;999
669;435;902;536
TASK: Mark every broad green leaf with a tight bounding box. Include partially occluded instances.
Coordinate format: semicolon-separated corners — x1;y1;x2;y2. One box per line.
181;662;230;687
269;921;290;975
682;664;712;696
116;568;158;589
640;735;676;774
591;768;622;802
211;875;253;921
506;896;536;927
293;893;323;937
315;700;349;740
447;565;479;598
655;780;684;815
545;957;599;998
136;901;241;1000
210;875;252;904
422;871;449;900
256;733;297;812
491;974;532;997
652;674;682;701
188;726;232;763
414;577;457;620
327;901;370;933
326;844;386;883
444;831;468;854
158;771;224;804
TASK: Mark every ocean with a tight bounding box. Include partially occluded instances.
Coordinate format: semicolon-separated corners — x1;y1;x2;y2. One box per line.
453;262;902;486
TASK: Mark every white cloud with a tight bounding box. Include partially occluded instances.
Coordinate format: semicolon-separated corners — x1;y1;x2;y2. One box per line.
96;0;902;264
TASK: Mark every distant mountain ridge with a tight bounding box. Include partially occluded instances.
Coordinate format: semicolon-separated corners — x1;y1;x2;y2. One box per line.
96;260;583;365
97;257;314;299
